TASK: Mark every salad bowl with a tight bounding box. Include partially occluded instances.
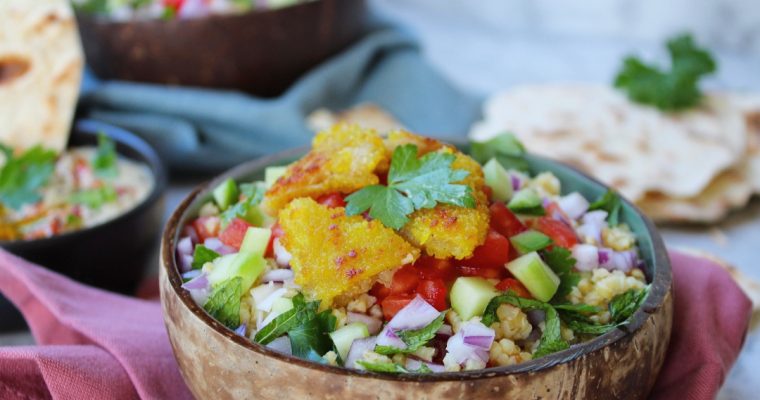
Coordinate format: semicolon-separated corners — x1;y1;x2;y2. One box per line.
160;143;673;399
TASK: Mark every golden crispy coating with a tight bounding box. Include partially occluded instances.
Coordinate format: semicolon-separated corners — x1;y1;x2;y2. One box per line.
279;198;420;308
384;130;451;156
398;149;490;260
262;124;388;215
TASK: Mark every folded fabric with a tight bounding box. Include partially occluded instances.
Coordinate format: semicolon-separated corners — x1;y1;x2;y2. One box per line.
79;28;482;173
0;248;751;399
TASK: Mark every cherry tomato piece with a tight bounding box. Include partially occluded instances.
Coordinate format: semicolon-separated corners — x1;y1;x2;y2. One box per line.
456;265;505;280
390;265;420;295
192;216;221;242
463;229;511;269
416;279;448;311
381;293;415;321
265;221;284;257
414;256;456;283
370;282;391;303
219;218;252;249
489;202;526;238
316;193;347;208
533;217;578;249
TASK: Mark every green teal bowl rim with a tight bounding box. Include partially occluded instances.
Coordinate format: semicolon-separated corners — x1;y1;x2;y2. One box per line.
161;144;672;382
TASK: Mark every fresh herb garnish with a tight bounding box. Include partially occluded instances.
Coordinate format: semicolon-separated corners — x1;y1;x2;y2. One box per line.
375;313;446;355
609;287;649;324
588;189;623;226
614;34;716;111
541;247;581;302
191;245;220;270
203;277;242;329
345;144;475;230
557;287;649;335
93;133;118;178
469;133;530;172
0;145;57;210
254;293;315;344
69;186;118;209
357;360;409;373
65;214;83;228
220;182;266;228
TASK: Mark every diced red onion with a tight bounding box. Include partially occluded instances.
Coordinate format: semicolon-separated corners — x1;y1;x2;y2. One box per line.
204;238;236;256
375;325;406;349
347;312;383;335
598;248;638;272
463;335;495;348
234;323;247;337
577;210;607;244
256;287;288;312
436;324;453;336
572;244;599;271
582;210;608;226
541;197;551;207
178;254;193;273
387;295;440;331
182;269;202;280
182;272;210;305
177;236;193;257
182;226;199;244
345;336;377;369
445;321;494;365
265;336;292;355
510;174;523;191
261;269;294;283
178;0;210;19
558;192;590;220
405;358;445;373
273;239;292;267
526;309;546;326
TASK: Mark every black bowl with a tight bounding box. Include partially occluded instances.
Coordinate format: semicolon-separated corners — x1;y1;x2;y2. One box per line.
0;120;167;331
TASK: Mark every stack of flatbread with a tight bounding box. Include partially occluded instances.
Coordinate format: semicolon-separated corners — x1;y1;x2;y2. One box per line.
0;0;83;153
307;103;405;134
469;84;760;223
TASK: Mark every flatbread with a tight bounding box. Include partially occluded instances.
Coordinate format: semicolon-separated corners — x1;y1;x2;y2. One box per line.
307;103;404;134
470;84;748;202
0;0;83;153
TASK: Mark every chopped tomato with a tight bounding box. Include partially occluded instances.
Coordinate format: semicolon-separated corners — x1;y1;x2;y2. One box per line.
533;217;578;249
463;229;511;269
390;265;419;295
545;202;571;223
191;216;221;242
316;193;346;208
381;293;415;321
414;256;455;283
162;0;185;11
370;282;391;302
489;202;526;238
416;279;448;311
456;265;505;280
495;278;532;298
265;222;284;257
482;185;494;202
219;218;252;249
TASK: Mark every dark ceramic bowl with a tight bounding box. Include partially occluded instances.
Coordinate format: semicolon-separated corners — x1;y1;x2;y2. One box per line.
76;0;368;97
160;145;673;399
0;120;167;331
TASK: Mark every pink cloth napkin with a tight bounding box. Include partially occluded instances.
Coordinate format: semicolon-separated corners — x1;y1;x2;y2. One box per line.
0;248;752;399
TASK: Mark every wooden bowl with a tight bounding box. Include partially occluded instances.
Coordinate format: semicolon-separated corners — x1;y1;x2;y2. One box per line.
160;147;673;399
76;0;368;97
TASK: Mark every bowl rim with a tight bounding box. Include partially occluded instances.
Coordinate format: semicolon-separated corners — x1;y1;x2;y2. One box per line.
160;145;672;382
1;119;168;248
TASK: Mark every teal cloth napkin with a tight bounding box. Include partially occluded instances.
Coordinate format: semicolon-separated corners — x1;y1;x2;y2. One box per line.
80;28;482;173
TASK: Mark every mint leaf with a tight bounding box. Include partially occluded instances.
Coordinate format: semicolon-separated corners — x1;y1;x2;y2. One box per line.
557;287;648;335
375;313;446;355
93;133;117;178
345;145;475;230
541;247;581;302
469;133;530;172
553;303;602;314
558;311;616;335
192;245;220;269
288;309;336;358
69;186;118;209
357;360;408;373
220;182;266;228
0;145;57;210
203;277;242;329
588;189;623;226
609;287;649;324
254;293;310;345
614;33;716;111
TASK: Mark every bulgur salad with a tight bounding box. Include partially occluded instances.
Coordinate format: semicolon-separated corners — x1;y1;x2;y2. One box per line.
0;134;153;241
177;125;649;374
73;0;313;21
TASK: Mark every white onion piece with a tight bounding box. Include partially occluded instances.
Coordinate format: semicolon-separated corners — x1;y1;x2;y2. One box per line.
445;321;494;365
177;236;193;256
345;336;377;369
273;239;292;267
256;287;288;312
405;358;445;373
251;282;282;305
204;238;236;255
387;295;440;331
347;312;382;335
582;210;608;226
558;192;590;220
266;336;292;355
182;226;199;244
436;324;453;336
261;269;294;283
572;244;599;271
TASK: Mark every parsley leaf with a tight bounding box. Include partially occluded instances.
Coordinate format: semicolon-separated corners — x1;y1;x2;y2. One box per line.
191;245;220;269
203;277;242;329
469;133;530;172
557;286;649;335
588;189;623;226
93;133;118;178
0;145;57;210
375;313;446;355
614;34;716;111
541;247;581;302
357;360;409;373
69;186;118;209
220;182;266;228
609;287;649;324
345;145;475;230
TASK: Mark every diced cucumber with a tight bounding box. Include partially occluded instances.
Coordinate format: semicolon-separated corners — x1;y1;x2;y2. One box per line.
483;158;513;202
265;166;288;188
208;252;266;291
507;188;545;215
270;297;294;315
450;277;499;321
510;230;552;254
240;227;271;257
329;322;369;360
212;178;239;211
506;252;560;302
240;205;266;227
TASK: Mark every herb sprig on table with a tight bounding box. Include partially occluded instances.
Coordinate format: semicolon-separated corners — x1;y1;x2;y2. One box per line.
614;34;717;111
345;144;476;230
0;144;57;210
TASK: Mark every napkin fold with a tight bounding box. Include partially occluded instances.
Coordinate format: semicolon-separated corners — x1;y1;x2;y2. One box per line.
0;248;751;400
79;28;482;173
